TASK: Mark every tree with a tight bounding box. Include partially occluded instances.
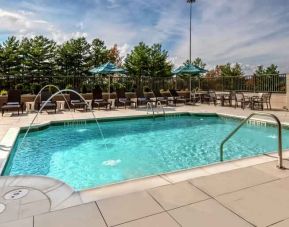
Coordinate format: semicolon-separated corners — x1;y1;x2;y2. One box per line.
108;44;123;66
23;36;57;78
124;42;172;92
0;36;21;79
148;44;172;77
124;42;150;77
183;57;206;69
89;38;109;67
219;63;243;77
56;37;90;78
255;64;279;76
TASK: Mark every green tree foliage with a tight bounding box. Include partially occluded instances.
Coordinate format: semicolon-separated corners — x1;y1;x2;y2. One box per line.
184;57;206;69
124;42;172;92
56;37;90;77
89;38;109;67
255;64;279;75
219;63;244;77
0;36;21;78
22;36;57;78
124;42;172;77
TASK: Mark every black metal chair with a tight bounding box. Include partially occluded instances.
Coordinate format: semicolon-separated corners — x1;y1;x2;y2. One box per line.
152;89;168;106
70;91;87;112
92;88;111;110
169;89;187;106
1;90;24;116
136;90;150;107
116;88;136;109
38;91;57;113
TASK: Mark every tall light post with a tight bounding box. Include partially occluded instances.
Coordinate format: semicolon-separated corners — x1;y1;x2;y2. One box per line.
187;0;195;64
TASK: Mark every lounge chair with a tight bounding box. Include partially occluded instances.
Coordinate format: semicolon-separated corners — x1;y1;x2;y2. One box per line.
115;88;136;109
169;89;187;106
136;90;150;107
1;90;23;116
152;89;168;106
251;93;271;110
92;88;111;110
70;91;87;112
38;91;57;113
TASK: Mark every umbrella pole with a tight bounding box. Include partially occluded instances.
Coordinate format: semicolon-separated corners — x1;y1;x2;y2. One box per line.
190;76;192;101
109;75;111;100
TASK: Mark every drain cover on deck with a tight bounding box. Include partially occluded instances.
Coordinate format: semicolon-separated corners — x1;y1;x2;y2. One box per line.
0;203;6;214
3;189;29;200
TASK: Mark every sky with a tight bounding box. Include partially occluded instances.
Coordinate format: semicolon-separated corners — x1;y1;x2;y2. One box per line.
0;0;289;74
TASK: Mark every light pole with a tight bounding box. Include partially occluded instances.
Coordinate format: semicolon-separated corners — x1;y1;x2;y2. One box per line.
187;0;195;64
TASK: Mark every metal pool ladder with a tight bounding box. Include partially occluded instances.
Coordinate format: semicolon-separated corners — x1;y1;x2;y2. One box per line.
146;101;165;118
220;112;284;169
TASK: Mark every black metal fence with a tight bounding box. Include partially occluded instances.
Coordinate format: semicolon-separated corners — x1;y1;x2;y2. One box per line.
0;74;287;94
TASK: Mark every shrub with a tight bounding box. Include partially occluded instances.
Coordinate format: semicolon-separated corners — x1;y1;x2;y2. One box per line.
31;83;42;94
0;89;8;96
65;84;73;91
143;86;151;92
15;83;24;91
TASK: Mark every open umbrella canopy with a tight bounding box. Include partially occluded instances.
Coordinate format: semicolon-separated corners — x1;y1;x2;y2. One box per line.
172;63;207;75
89;62;126;75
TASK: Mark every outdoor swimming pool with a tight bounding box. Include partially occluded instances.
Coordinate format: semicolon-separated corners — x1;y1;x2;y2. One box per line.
3;114;289;190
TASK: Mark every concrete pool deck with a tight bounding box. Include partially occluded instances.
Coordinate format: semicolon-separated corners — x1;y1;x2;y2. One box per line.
1;104;289;226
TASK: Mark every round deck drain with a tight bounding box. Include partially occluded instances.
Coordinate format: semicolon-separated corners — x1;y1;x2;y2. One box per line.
0;203;6;214
4;189;29;200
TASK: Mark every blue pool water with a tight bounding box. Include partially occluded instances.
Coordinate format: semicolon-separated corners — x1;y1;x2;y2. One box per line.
3;114;289;190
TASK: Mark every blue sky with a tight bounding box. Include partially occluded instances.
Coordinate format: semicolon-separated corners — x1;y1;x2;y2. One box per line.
0;0;289;73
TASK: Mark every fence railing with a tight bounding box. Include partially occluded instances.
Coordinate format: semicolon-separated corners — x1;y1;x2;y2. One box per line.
0;74;287;94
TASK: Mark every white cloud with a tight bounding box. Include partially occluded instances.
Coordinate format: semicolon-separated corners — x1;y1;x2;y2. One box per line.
0;8;87;43
172;0;289;73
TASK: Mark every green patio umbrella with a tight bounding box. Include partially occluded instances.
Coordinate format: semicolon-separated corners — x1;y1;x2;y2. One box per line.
172;63;207;98
89;62;127;99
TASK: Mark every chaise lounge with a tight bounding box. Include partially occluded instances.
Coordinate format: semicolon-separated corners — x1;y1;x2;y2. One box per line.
116;88;136;109
70;91;88;112
38;91;57;113
92;88;111;110
1;90;24;116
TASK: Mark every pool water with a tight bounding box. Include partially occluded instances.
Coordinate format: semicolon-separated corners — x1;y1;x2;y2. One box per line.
3;115;289;190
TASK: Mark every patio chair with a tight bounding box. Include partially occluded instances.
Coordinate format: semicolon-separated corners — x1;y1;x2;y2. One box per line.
136;90;150;107
152;89;168;106
251;93;272;110
221;91;235;107
38;91;57;113
70;91;88;112
203;90;217;105
235;92;251;109
1;90;24;116
169;89;187;106
92;88;111;110
186;90;201;105
116;88;136;109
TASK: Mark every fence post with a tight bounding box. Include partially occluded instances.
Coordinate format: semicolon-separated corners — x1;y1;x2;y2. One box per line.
286;74;289;110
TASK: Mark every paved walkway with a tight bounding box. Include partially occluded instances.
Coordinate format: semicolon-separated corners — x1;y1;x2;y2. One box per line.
1;160;289;227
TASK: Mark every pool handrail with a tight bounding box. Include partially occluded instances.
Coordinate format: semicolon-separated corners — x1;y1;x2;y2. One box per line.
220;112;283;169
156;101;165;116
146;102;155;117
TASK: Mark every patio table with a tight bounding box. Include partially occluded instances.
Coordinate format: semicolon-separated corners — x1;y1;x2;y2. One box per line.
25;101;35;112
